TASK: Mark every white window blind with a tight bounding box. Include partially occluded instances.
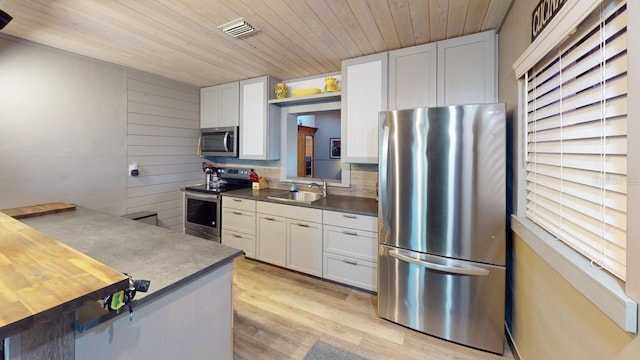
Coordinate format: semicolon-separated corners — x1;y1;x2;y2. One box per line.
526;0;628;280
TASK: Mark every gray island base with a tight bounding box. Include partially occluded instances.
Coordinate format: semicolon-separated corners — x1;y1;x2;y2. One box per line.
6;206;242;360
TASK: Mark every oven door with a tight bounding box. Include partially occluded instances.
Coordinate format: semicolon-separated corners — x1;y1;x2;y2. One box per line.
184;191;221;242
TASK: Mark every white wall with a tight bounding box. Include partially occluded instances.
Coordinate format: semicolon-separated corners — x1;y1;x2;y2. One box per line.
0;35;201;224
0;35;127;214
125;71;202;230
313;111;341;179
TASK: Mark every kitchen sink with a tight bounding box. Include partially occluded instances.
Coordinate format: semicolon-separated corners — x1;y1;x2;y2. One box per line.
267;191;326;204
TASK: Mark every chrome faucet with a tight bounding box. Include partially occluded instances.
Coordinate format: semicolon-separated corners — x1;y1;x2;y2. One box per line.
308;179;327;197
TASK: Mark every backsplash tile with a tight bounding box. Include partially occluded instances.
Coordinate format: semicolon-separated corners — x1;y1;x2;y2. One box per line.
211;162;378;199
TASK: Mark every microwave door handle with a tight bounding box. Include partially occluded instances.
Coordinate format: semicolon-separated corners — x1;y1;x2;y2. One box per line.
223;132;230;152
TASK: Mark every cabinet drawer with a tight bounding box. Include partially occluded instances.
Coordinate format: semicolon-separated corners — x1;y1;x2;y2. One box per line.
257;201;322;223
222;208;256;235
323;253;377;292
222;197;256;212
323;225;377;262
222;230;255;258
323;210;377;232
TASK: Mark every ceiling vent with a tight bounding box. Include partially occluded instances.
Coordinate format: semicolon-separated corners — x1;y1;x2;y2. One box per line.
0;9;12;30
218;18;258;38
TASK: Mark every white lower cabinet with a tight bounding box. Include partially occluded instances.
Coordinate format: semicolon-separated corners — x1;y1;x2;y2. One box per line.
288;220;322;277
322;210;378;291
254;202;378;290
221;197;256;258
323;254;377;292
256;201;322;276
256;213;287;266
222;230;256;258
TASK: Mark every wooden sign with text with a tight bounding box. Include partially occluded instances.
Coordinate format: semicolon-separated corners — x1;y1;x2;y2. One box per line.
532;0;568;41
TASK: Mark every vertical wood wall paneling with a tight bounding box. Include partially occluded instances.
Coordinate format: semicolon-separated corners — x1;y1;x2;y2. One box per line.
126;71;201;230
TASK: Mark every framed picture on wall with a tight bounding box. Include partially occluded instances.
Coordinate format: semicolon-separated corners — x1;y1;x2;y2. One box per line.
330;138;341;159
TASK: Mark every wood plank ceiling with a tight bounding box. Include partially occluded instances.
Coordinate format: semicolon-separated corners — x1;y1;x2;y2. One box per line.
0;0;513;87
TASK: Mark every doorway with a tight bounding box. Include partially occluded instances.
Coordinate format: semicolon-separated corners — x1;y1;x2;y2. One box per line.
297;125;318;177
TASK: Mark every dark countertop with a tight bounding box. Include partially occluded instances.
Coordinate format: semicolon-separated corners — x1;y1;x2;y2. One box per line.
221;188;378;217
20;206;243;331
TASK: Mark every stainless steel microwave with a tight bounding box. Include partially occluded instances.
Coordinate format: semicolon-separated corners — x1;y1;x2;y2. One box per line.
199;126;238;157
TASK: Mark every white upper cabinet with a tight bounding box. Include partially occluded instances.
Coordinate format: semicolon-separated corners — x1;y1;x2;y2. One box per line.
219;82;240;127
200;81;239;128
388;43;437;110
239;76;281;160
341;52;388;164
437;30;496;106
200;86;219;128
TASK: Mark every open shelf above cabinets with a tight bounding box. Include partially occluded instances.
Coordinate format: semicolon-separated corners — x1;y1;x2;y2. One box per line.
268;91;341;106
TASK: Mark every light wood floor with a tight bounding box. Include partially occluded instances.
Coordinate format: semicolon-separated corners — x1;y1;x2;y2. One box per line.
232;257;514;360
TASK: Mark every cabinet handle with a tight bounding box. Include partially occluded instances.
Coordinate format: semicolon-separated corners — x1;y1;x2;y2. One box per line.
342;214;357;219
232;211;242;215
264;217;276;221
233;199;242;202
232;234;242;238
342;259;358;265
343;231;358;236
296;223;310;228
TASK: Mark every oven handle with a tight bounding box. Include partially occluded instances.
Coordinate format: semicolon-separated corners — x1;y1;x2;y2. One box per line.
185;191;220;201
188;227;216;238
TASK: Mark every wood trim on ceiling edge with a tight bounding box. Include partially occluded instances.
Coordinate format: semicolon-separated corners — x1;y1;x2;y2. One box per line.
512;0;602;79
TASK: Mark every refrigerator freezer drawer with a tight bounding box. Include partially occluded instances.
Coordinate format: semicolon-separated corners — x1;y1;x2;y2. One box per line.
377;245;505;354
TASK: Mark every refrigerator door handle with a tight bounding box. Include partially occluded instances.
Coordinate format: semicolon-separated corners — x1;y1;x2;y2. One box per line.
379;121;391;233
388;249;490;276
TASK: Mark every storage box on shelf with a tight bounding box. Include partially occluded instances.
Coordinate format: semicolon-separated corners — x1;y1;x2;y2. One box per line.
221;197;256;258
322;210;378;291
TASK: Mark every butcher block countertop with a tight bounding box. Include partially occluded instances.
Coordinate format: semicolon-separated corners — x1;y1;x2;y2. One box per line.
1;202;77;219
0;208;129;339
0;203;242;337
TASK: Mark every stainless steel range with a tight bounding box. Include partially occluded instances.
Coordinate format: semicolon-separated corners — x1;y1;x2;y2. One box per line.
183;167;252;242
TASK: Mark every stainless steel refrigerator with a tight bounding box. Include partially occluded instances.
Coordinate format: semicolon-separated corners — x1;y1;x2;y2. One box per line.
377;104;506;354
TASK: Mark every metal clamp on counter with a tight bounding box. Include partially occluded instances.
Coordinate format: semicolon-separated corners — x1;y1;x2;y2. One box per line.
102;274;151;320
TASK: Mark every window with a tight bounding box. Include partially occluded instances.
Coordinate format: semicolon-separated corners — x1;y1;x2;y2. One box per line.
525;0;628;280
